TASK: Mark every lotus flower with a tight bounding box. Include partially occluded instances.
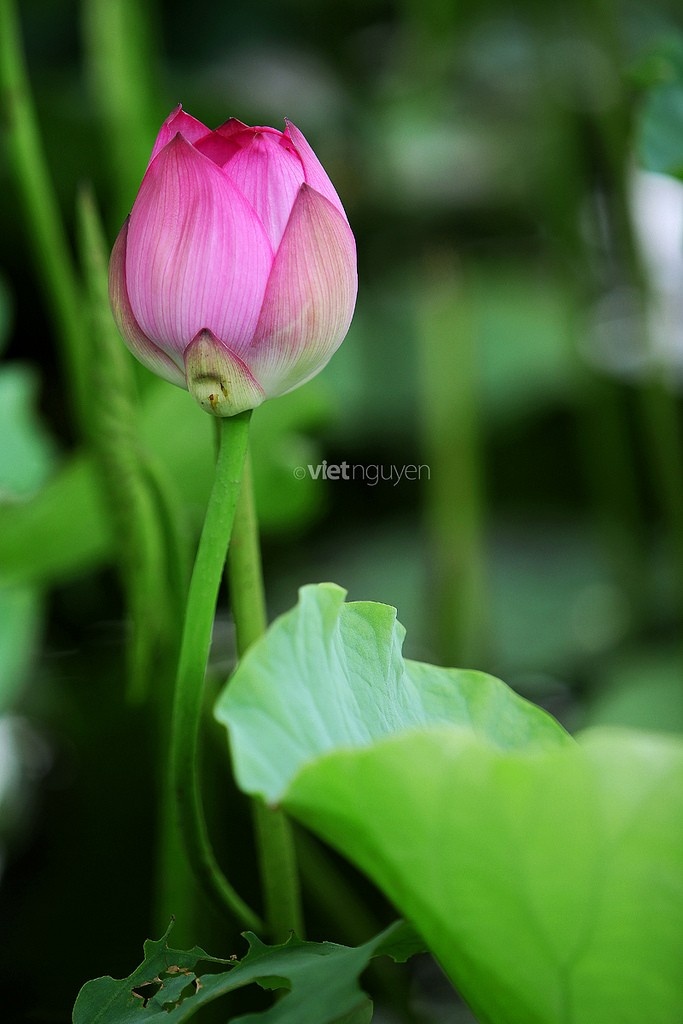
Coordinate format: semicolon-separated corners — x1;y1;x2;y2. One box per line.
109;106;357;416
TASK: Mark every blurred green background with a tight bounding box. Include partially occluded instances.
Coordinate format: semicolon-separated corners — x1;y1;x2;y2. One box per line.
2;0;683;1020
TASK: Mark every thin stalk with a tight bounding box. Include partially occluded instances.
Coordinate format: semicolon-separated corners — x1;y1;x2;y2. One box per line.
0;0;88;434
77;185;175;703
638;377;683;617
170;411;263;931
141;451;192;629
294;831;380;944
227;454;268;652
528;20;649;628
596;107;683;620
227;453;304;940
139;453;196;943
80;0;162;228
574;365;647;620
418;251;488;668
574;0;683;619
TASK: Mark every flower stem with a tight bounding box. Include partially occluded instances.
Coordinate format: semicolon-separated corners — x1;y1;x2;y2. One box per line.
170;411;263;932
638;376;683;620
418;250;488;668
80;0;162;228
228;453;304;940
0;0;88;436
77;184;176;704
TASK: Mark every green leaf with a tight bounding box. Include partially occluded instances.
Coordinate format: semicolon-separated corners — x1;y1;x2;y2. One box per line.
0;274;12;356
0;584;43;712
0;369;330;590
638;84;683;177
288;728;683;1024
0;455;112;588
217;584;683;1023
0;364;58;502
633;31;683;179
72;919;420;1024
215;582;569;805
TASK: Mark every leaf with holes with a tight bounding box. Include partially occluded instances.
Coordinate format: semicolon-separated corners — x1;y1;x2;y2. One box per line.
72;919;422;1024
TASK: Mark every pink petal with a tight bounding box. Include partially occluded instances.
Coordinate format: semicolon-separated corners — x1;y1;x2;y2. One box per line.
245;184;357;397
109;218;187;388
224;130;304;248
284;121;348;221
148;106;211;166
126;135;273;358
217;118;271;140
194;118;265;165
194;130;242;166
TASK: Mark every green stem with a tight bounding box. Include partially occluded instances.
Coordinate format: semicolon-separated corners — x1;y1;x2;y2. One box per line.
227;454;268;650
141;451;192;629
638;377;683;620
574;368;647;623
77;185;173;703
0;0;88;435
418;251;488;668
573;0;683;621
294;831;379;943
228;453;304;940
80;0;162;229
139;458;196;943
170;411;263;931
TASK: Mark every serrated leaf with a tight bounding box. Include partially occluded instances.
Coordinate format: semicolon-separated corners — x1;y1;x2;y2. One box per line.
217;584;683;1024
73;924;229;1024
72;919;419;1024
215;582;569;805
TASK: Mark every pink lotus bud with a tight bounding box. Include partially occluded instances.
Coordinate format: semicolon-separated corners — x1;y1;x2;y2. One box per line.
109;106;357;416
